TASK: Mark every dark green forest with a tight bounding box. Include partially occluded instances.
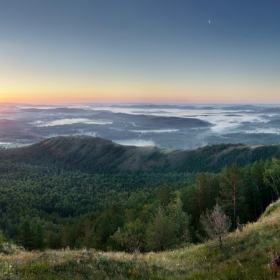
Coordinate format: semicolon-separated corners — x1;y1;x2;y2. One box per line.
1;138;280;252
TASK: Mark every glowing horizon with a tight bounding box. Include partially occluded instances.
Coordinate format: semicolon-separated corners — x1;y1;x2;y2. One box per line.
1;83;280;104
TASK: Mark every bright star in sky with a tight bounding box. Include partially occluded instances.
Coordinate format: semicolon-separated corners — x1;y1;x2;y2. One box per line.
0;0;280;104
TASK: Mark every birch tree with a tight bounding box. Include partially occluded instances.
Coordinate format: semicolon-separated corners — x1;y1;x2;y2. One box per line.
200;203;231;250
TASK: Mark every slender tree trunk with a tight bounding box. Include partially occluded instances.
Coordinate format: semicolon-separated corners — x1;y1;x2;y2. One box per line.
219;236;223;250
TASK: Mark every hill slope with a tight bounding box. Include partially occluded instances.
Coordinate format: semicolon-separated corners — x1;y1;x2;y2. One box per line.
2;200;280;279
6;135;280;173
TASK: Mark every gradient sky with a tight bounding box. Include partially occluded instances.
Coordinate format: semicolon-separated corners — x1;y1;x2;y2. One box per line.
1;0;280;104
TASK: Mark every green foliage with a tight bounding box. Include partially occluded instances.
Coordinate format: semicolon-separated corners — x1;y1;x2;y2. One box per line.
0;229;5;252
157;184;172;206
1;140;280;254
1;199;280;279
219;163;244;228
112;219;146;252
264;157;280;200
181;172;218;224
146;207;176;251
19;220;36;251
167;193;190;243
0;159;190;250
1;148;280;278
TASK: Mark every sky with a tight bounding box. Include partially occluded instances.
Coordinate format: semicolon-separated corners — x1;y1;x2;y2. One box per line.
0;0;280;104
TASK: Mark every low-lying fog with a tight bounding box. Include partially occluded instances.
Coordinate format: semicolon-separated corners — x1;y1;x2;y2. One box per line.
1;103;280;149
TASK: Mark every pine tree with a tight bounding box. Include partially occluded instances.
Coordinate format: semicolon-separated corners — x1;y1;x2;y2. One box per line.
82;224;95;249
167;192;190;243
182;173;219;226
242;164;263;221
0;229;5;247
146;207;176;251
157;184;171;206
250;160;270;212
220;163;244;227
34;222;46;250
264;157;280;201
19;220;35;250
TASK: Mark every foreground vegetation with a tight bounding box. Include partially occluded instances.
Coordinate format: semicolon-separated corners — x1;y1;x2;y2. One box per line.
1;138;280;278
1;199;280;279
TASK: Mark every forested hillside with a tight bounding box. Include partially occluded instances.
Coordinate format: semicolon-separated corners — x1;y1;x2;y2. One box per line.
0;136;280;252
5;136;280;173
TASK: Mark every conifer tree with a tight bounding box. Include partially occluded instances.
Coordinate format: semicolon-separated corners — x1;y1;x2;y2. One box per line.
264;157;280;201
146;207;176;251
220;163;244;227
0;229;5;248
250;160;269;212
19;220;35;250
167;192;190;243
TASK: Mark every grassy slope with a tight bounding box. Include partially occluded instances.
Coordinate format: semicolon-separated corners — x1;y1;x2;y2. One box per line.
1;200;280;279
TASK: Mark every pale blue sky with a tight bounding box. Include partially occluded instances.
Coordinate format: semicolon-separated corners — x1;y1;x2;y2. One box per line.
1;0;280;103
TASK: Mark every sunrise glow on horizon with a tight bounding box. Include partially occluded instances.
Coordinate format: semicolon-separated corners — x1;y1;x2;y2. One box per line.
1;1;280;104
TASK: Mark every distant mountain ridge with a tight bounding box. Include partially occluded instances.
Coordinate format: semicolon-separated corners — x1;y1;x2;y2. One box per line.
6;136;280;173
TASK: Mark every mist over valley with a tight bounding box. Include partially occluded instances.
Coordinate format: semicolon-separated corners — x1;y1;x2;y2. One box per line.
1;103;280;149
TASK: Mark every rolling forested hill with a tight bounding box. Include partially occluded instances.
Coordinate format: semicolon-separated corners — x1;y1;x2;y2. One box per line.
5;135;280;173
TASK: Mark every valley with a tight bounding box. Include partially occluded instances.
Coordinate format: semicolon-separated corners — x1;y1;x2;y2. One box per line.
1;103;280;149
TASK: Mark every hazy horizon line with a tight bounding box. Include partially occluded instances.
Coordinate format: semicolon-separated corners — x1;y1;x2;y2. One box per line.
1;101;280;106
